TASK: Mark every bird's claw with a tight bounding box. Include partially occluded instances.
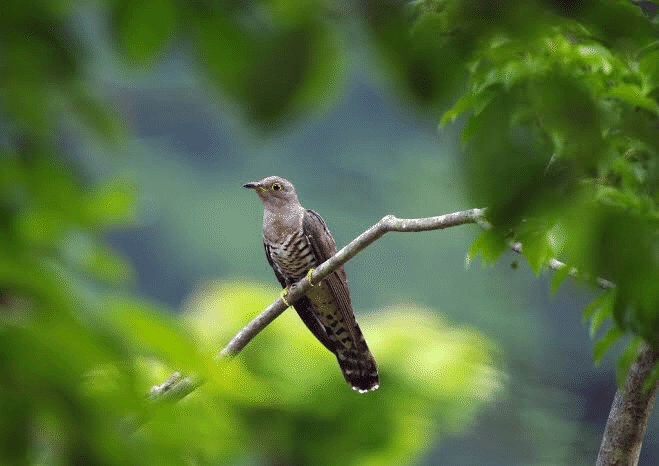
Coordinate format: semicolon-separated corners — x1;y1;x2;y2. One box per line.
280;288;290;306
306;268;316;287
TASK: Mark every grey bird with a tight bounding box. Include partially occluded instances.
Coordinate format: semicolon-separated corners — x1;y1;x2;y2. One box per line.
243;176;379;393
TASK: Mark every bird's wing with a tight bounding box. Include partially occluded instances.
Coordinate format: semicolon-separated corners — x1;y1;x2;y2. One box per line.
264;240;335;352
264;241;287;287
302;209;362;348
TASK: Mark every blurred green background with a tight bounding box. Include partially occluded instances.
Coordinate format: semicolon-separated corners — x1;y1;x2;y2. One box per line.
2;0;658;465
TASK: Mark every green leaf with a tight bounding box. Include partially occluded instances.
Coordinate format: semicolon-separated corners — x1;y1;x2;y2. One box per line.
441;93;473;127
242;26;321;125
114;0;178;62
643;359;659;393
108;297;199;371
586;292;614;337
67;85;123;144
595;186;640;209
575;43;614;74
194;10;260;98
593;325;623;367
607;85;659;114
639;50;659;91
582;292;612;323
616;337;642;386
363;1;466;109
550;263;571;294
519;231;552;276
84;178;137;227
74;238;136;285
467;230;508;266
16;207;68;247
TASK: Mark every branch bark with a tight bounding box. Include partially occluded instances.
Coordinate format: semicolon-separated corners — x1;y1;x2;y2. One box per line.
220;209;485;358
148;372;202;402
596;345;659;466
148;207;614;402
149;209;484;400
509;242;615;289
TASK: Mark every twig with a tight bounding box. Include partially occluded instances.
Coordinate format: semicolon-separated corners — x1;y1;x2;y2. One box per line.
509;242;615;290
148;372;202;402
149;208;619;403
220;209;485;358
147;209;484;401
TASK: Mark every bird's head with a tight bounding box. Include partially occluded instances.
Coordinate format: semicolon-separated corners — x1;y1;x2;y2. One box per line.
242;176;300;209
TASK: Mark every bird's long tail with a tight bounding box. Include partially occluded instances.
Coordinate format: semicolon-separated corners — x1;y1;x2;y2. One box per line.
335;345;379;393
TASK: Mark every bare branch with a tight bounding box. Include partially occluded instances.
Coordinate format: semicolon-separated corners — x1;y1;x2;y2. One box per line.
219;209;485;358
596;345;659;466
148;372;202;402
509;243;615;290
147;209;485;401
149;207;619;405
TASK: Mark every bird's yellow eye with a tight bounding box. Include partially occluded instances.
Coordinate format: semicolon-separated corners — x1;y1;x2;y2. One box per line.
272;183;282;191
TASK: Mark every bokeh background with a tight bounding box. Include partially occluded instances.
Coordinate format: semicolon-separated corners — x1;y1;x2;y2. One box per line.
2;1;658;465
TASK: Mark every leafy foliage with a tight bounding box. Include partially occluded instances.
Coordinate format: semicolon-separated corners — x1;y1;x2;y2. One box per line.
379;0;659;381
180;282;501;466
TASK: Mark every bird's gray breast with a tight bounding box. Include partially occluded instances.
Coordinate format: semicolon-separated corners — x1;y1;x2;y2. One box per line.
267;230;318;280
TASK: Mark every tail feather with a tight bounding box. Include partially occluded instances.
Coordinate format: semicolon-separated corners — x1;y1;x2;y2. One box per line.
335;348;379;393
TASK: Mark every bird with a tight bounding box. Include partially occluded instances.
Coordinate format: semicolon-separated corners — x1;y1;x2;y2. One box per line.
243;176;379;393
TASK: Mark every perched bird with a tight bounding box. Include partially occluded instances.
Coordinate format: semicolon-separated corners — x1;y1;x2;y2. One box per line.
243;176;379;393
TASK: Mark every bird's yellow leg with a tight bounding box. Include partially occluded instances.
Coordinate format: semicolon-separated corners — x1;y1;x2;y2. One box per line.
279;288;290;306
281;269;316;306
306;268;316;287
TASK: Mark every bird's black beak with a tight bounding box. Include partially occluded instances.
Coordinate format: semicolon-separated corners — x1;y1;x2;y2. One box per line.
242;182;258;189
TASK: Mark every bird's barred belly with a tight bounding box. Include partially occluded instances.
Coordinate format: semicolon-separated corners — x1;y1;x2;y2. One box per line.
269;232;317;280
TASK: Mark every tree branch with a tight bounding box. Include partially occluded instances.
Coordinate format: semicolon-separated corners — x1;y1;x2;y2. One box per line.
148;209;484;401
148;372;202;402
596;345;659;466
149;208;617;401
508;243;615;290
219;208;485;358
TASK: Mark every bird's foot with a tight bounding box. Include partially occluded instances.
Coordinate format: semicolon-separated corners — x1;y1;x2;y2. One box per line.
306;268;316;287
280;288;290;307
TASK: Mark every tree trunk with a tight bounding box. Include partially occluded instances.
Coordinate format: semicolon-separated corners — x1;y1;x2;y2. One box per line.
596;345;659;466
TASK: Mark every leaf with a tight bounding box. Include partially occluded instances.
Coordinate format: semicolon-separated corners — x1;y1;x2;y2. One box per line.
467;230;508;266
16;206;68;247
587;292;614;337
595;186;640;209
550;263;571;294
85;240;136;285
519;231;552;276
616;337;642;387
114;0;178;62
242;26;318;125
593;325;623;367
107;297;199;372
84;178;137;227
363;1;466;109
640;50;659;90
68;85;123;144
582;294;602;323
643;359;659;393
440;93;475;127
575;43;614;74
607;85;659;114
